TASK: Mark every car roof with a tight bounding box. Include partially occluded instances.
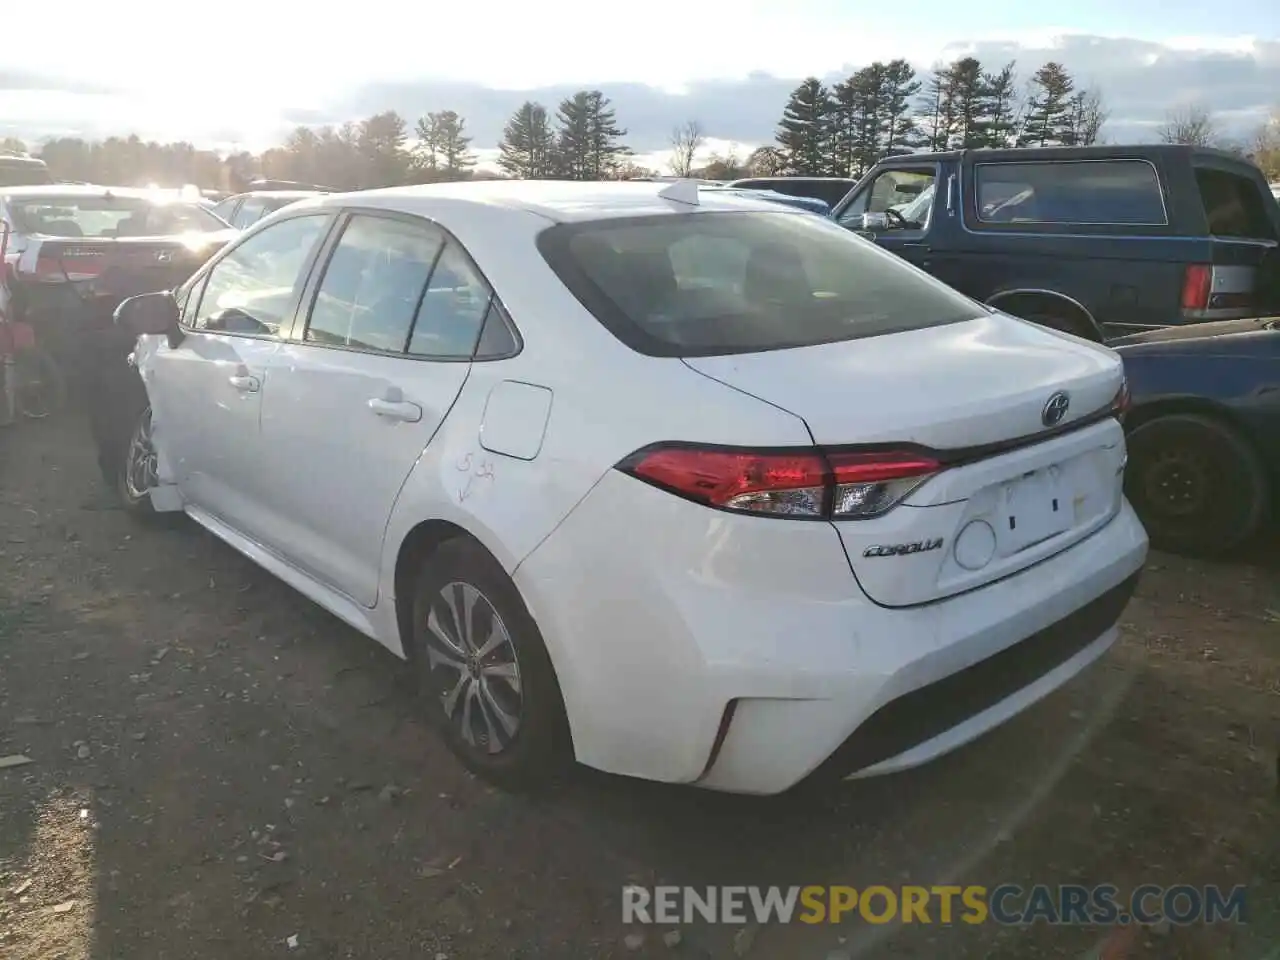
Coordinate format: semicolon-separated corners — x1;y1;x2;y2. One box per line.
896;143;1254;165
728;176;856;184
308;180;800;223
232;190;324;201
0;185;167;200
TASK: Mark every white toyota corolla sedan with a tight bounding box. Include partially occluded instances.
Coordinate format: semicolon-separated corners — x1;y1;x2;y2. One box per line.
110;180;1148;795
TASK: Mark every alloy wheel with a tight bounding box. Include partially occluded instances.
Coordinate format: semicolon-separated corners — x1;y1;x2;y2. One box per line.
423;581;524;755
124;408;158;501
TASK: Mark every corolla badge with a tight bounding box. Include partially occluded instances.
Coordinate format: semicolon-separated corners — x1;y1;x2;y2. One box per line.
155;250;174;264
1041;391;1070;427
863;538;944;558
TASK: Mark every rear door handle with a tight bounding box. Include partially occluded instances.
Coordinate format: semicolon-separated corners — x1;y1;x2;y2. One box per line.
368;398;422;423
228;374;259;392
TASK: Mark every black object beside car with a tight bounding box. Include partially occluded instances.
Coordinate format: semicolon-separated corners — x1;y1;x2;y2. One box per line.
1112;317;1280;555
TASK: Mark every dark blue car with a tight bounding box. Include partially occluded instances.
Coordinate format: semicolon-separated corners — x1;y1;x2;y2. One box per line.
1112;317;1280;555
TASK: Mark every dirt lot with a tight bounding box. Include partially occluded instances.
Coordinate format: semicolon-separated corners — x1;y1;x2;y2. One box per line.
1;415;1278;960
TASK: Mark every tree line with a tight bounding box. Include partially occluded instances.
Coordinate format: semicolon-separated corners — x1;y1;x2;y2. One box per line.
757;59;1108;178
0;90;644;192
4;58;1277;192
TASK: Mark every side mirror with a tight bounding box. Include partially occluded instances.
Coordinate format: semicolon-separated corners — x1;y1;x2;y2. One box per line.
860;212;889;231
115;292;179;337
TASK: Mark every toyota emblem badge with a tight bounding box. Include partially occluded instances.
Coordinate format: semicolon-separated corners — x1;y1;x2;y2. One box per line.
1041;391;1070;427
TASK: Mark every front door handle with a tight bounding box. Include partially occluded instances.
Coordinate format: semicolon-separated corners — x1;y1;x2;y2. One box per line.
368;397;422;423
228;374;260;393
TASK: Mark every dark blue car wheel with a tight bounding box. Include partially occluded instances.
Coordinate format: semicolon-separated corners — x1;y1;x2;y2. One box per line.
1125;413;1269;556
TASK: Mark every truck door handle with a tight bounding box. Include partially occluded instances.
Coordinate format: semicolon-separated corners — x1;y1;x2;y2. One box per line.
368;391;422;422
228;374;259;392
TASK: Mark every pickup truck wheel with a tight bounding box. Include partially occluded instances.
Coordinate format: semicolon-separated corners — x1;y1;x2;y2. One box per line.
1124;414;1268;556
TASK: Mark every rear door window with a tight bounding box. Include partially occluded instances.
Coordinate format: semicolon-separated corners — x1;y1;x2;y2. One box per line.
232;198;266;229
408;239;494;359
975;160;1167;226
1194;167;1278;240
211;197;240;223
305;214;443;354
538;210;984;357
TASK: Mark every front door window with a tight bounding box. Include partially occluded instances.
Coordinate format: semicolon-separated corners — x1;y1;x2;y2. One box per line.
839;169;937;236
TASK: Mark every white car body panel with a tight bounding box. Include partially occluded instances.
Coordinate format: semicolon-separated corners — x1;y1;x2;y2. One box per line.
130;181;1148;794
251;343;471;607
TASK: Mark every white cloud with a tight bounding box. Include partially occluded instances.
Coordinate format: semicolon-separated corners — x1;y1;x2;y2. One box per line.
2;33;1277;153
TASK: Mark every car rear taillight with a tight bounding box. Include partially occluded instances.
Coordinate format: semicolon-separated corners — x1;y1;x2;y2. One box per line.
826;450;942;519
1181;264;1211;311
617;444;941;520
1110;378;1130;422
33;247;106;283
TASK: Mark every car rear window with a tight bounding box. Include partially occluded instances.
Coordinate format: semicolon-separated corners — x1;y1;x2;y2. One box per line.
537;211;985;357
10;196;227;238
975;159;1167;226
1194;167;1278;240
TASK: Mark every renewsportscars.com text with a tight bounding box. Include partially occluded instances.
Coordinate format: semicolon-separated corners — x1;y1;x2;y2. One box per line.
622;884;1248;926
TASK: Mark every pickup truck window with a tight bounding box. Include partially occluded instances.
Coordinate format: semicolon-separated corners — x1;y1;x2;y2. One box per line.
975;159;1167;226
838;168;937;231
1194;167;1278;241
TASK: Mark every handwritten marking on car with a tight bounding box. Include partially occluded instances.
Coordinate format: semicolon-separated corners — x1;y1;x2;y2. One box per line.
457;453;496;503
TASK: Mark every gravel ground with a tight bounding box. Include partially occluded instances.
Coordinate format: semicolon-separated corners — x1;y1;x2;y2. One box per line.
1;415;1278;960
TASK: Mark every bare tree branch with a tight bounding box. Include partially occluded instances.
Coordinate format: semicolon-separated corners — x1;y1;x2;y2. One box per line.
667;120;704;177
1158;104;1219;147
1249;104;1280;180
1069;87;1109;145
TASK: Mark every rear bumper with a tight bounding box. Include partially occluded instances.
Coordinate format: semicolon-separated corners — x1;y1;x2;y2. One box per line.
816;573;1136;782
515;471;1148;795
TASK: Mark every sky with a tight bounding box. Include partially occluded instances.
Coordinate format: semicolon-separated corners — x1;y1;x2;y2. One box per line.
2;0;1277;169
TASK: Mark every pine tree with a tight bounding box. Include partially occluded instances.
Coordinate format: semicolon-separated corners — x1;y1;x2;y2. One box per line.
413;111;476;180
553;90;628;180
498;101;554;179
775;78;833;176
585;91;630;179
947;58;986;148
828;75;865;177
917;65;957;151
355;111;409;187
878;59;923;156
1019;62;1077;147
978;62;1019;148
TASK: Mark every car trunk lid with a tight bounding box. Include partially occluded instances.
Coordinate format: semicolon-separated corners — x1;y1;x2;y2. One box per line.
683;314;1128;606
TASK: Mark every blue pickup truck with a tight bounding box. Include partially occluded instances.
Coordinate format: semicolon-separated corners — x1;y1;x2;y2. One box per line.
830;145;1280;341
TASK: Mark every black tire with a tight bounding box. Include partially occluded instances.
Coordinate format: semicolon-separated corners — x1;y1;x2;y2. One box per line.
1125;414;1269;556
114;405;159;516
407;538;571;790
